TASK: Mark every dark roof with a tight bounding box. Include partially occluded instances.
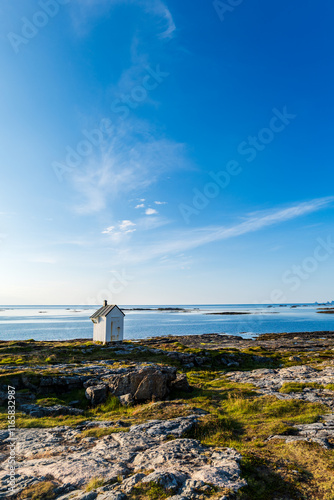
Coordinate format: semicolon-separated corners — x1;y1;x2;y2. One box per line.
90;304;125;319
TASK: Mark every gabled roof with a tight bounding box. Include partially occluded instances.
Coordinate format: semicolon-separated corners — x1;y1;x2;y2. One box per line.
90;304;125;319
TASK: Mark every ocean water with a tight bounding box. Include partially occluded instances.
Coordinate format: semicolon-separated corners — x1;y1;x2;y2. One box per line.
0;304;333;341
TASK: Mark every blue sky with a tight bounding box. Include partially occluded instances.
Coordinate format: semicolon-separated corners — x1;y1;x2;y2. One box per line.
0;0;334;304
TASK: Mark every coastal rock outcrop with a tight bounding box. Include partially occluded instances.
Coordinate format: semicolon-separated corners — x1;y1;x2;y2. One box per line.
1;362;189;410
226;364;334;409
0;416;246;499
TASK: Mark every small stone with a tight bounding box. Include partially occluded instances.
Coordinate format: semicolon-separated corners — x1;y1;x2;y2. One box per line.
118;394;134;406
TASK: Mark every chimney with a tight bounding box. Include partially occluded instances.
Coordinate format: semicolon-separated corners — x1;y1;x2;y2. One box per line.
103;300;107;306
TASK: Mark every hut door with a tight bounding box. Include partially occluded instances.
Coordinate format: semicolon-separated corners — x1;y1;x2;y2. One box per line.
110;321;113;341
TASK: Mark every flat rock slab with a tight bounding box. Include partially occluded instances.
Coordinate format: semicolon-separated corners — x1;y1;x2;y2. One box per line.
6;426;83;459
19;404;84;417
12;452;128;489
226;365;334;408
0;416;246;497
133;440;246;492
129;416;197;438
267;414;334;449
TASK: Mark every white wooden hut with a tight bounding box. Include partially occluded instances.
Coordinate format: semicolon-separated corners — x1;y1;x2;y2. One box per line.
90;301;125;343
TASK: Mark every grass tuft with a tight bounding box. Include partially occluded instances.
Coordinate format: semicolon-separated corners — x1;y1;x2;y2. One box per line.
80;426;130;439
279;382;324;393
19;481;55;500
86;477;105;491
132;482;169;499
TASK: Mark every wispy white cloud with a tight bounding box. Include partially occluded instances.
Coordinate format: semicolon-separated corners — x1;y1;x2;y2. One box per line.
157;253;193;271
102;220;136;242
66;0;180;216
118;197;334;263
142;1;176;39
119;220;136;231
72;120;188;214
71;0;176;40
135;200;166;210
146;208;158;215
137;215;170;231
160;196;334;254
102;215;169;242
102;226;115;235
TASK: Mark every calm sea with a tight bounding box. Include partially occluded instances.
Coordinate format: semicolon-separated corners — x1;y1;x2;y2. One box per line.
0;304;333;341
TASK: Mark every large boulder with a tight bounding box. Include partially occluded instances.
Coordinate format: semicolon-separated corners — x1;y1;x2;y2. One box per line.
104;366;177;402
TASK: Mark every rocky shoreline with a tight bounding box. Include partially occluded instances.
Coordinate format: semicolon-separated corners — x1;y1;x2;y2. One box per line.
0;332;334;499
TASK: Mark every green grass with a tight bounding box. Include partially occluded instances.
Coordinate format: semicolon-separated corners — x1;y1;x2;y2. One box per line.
0;409;88;429
132;482;170;499
92;394;124;413
36;388;89;410
279;382;324;393
80;426;130;439
0;356;25;365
